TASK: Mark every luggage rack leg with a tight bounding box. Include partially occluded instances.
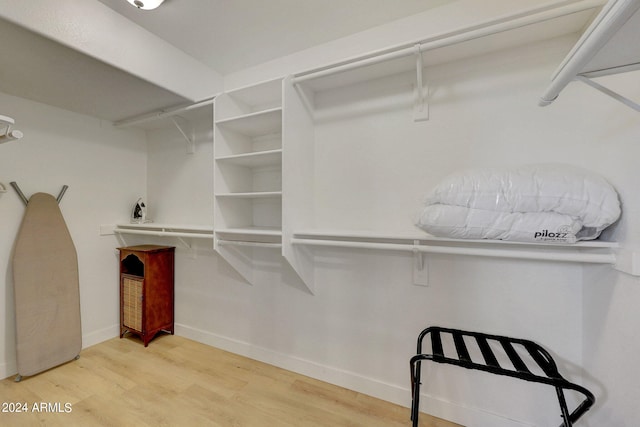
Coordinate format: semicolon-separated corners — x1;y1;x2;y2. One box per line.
410;359;422;425
556;387;571;427
409;326;595;427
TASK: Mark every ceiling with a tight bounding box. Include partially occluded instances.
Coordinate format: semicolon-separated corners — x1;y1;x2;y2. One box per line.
95;0;458;75
0;0;458;123
0;16;191;122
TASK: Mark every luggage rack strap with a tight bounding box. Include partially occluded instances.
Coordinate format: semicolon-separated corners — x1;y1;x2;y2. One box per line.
410;326;595;427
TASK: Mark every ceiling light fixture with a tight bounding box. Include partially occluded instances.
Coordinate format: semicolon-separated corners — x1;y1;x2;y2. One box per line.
126;0;165;10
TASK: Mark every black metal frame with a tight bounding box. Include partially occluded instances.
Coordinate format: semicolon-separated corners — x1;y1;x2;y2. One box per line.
410;326;594;427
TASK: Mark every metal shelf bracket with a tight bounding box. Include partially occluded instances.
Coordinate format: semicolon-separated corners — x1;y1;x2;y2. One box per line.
576;75;640;112
413;240;429;286
170;115;195;154
413;45;429;122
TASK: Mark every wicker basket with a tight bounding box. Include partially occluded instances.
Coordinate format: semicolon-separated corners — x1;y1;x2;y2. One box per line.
122;277;142;332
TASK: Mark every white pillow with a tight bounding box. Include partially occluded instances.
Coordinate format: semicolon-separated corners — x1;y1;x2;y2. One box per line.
417;204;583;243
416;164;620;242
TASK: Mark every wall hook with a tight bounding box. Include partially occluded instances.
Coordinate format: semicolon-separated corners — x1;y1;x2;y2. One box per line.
10;182;69;206
0;114;23;144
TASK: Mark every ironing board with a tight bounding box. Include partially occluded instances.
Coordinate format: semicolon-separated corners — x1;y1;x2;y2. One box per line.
12;192;82;381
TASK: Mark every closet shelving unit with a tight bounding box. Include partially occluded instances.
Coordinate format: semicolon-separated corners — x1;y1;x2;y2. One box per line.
213;79;287;284
211;0;640;289
114;98;215;153
280;0;634;288
291;0;605;115
104;99;215;245
539;0;640;111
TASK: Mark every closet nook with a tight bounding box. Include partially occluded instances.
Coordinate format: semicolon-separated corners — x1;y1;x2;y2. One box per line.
106;0;640;291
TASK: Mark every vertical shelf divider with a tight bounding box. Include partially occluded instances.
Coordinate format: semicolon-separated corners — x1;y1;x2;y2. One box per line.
213;78;287;286
282;76;316;293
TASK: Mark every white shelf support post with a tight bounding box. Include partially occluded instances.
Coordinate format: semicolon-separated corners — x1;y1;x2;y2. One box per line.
576;76;640;112
170;115;195;153
413;45;429;122
412;240;429;286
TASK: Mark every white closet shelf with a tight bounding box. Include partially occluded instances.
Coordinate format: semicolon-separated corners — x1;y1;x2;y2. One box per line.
291;230;620;266
540;0;640;110
215;108;282;136
215;227;282;248
293;1;603;93
217;239;282;249
113;98;214;130
215;149;282;167
215;191;282;199
216;227;282;237
113;223;214;239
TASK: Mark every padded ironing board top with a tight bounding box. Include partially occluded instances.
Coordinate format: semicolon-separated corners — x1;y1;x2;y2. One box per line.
12;192;82;377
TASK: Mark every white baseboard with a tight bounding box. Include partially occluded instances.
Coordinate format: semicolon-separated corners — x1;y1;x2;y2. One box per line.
0;361;17;381
82;324;120;349
175;324;531;427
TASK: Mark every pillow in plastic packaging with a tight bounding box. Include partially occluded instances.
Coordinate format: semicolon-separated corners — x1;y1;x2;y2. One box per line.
416;164;620;243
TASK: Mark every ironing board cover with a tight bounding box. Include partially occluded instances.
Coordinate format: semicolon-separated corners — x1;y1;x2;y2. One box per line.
12;192;82;377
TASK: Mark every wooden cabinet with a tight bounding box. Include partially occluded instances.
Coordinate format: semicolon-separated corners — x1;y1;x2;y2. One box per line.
118;245;175;346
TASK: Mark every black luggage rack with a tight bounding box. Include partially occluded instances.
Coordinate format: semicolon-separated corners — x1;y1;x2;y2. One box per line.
410;326;594;427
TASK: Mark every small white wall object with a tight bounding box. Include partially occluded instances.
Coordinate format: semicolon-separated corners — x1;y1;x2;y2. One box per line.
0;115;23;144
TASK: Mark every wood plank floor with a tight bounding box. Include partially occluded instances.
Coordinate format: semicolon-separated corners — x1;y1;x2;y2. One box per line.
0;335;462;426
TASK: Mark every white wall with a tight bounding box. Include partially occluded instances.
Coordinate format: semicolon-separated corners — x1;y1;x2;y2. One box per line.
145;113;214;225
0;92;147;378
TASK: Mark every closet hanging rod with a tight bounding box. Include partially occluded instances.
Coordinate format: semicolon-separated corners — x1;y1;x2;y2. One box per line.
113;97;216;128
292;0;603;84
290;238;616;265
114;228;214;239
